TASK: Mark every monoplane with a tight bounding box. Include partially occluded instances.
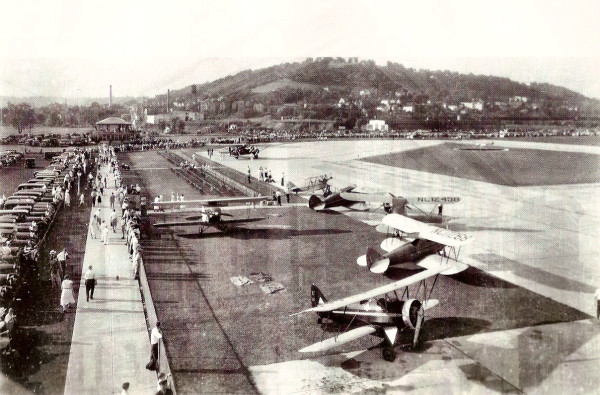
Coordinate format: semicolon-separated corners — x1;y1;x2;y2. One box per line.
151;196;273;234
308;186;460;224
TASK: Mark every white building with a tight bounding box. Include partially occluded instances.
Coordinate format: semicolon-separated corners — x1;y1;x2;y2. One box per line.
366;120;389;132
402;105;414;113
461;101;483;111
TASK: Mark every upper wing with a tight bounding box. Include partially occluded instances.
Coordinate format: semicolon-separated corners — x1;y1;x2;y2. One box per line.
154;196;268;207
382;214;474;247
295;265;453;314
299;326;377;353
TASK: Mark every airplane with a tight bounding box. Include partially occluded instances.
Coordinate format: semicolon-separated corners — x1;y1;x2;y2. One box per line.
151;195;273;234
293;216;474;361
357;213;474;273
308;186;460;224
289;174;332;195
228;144;260;159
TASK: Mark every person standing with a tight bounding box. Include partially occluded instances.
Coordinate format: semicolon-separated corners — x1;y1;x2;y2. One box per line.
281;172;285;187
286;187;290;204
150;321;163;366
110;192;116;209
60;275;75;312
64;189;71;207
101;221;109;245
595;287;600;320
276;190;282;206
110;209;117;232
84;265;96;301
57;248;68;277
91;189;96;207
80;192;85;206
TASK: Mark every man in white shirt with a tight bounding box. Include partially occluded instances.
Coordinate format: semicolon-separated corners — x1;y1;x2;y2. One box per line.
84;265;96;301
150;321;163;363
57;248;68;276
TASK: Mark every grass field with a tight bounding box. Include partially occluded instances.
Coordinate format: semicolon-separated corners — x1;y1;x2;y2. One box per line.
362;142;600;186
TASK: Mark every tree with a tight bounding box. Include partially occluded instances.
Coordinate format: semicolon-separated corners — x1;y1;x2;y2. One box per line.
7;103;36;133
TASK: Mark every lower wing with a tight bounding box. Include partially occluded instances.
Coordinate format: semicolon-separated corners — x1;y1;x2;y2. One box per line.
299;326;377;353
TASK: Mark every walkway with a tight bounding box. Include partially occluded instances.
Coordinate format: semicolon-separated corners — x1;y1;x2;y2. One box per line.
64;163;157;394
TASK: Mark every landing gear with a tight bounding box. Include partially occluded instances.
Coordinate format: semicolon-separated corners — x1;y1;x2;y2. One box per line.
317;317;323;324
382;346;396;362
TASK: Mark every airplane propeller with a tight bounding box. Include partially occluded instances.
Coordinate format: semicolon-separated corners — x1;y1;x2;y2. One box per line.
412;305;425;348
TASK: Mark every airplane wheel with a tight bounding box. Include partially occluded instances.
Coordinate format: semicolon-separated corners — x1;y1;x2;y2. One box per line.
382;347;396;362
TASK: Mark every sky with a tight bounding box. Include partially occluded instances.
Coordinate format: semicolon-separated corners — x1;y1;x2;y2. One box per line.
1;0;599;99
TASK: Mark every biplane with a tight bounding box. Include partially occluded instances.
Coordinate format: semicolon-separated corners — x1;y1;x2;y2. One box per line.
289;174;332;195
294;214;474;361
151;196;271;234
309;186;460;225
358;213;474;273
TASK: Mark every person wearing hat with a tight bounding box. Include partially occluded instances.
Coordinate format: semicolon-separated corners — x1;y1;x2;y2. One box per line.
156;374;173;395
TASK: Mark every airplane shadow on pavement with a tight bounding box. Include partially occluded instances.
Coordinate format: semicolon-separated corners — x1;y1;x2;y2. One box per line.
176;228;352;240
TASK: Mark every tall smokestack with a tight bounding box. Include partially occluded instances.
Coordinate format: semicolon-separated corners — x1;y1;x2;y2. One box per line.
167;89;170;113
109;85;112;107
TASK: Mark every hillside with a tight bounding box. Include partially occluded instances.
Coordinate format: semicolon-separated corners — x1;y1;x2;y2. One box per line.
167;58;598;109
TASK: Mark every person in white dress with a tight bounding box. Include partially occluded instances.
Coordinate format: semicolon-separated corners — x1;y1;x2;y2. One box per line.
60;275;75;313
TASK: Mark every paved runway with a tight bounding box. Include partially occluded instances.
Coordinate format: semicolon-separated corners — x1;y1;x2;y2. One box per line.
197;139;600;394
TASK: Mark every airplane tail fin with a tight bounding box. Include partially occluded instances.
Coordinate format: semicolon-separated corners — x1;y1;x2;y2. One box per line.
366;247;390;273
308;195;324;210
310;284;327;307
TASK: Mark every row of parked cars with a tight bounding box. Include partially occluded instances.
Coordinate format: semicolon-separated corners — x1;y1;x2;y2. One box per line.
0;152;77;364
1;133;90;147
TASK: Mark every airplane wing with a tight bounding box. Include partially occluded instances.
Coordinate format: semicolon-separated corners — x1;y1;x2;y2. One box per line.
382;214;474;247
296;265;453;314
153;220;205;227
299;326;377;353
154;196;268;207
339;192;393;204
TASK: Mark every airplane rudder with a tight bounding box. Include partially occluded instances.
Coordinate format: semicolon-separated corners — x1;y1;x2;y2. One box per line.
310;283;327;307
366;246;382;270
308;195;322;210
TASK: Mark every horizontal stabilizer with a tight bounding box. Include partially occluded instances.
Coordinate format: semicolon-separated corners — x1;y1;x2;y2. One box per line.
417;254;468;275
357;255;367;267
299;326;377;353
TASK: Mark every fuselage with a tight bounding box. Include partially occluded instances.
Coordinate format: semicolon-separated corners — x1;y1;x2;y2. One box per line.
385;238;444;266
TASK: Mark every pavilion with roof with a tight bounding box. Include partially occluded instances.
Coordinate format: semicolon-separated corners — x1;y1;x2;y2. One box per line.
95;117;132;133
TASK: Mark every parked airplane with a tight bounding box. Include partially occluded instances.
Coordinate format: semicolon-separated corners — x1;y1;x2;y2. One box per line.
289;174;332;195
294;216;473;361
308;186;460;224
294;265;461;361
153;206;272;234
151;196;272;234
357;213;473;273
